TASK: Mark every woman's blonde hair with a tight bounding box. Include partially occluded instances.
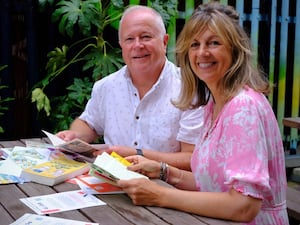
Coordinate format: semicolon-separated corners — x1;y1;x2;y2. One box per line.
174;2;270;110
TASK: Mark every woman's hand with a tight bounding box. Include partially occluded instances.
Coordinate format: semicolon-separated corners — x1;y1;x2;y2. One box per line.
117;178;165;206
125;155;161;179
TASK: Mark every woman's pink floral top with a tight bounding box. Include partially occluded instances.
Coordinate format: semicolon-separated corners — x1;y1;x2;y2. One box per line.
191;87;289;225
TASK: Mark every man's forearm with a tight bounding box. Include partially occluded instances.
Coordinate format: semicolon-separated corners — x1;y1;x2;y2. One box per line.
70;118;98;143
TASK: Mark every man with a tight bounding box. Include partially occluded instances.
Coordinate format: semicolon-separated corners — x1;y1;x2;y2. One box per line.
56;5;203;170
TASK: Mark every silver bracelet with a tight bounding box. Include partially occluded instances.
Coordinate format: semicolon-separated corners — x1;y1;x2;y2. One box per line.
159;162;169;181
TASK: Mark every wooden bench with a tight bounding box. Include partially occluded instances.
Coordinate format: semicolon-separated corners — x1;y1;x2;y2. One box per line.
286;186;300;222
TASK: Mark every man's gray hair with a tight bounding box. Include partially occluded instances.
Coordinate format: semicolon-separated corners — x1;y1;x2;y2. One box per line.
118;5;166;41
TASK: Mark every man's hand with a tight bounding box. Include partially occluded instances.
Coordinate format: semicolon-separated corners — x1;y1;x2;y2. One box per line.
56;130;78;141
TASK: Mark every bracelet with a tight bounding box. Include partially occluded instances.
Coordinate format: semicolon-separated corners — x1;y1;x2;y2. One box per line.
159;162;169;181
136;148;143;156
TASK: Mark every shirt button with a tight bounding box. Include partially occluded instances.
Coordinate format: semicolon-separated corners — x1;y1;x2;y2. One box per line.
134;142;138;146
135;116;139;120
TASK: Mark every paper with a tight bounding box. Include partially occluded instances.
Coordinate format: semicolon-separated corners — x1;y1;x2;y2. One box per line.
74;174;124;194
0;147;14;159
42;130;66;146
0;173;24;184
10;146;52;169
0;158;23;177
20;190;106;214
42;130;108;162
0;146;52;178
10;213;99;225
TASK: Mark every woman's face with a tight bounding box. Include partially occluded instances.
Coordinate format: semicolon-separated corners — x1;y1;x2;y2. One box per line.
188;28;232;87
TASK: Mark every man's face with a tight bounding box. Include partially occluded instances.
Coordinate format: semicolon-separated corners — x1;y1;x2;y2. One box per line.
119;11;168;75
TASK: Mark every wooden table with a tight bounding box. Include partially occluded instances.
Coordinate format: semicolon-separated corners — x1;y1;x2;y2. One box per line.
0;138;239;225
283;117;300;129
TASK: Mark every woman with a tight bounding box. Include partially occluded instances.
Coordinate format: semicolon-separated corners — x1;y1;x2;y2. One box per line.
118;2;289;224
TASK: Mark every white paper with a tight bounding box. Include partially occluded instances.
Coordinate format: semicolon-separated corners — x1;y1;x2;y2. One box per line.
10;146;51;169
0;146;52;178
42;130;66;146
10;213;99;225
20;190;106;214
0;158;23;177
0;147;14;159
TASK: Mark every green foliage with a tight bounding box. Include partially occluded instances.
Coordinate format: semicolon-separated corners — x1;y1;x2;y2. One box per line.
0;65;14;133
32;0;177;132
50;77;93;132
150;0;178;26
83;47;123;80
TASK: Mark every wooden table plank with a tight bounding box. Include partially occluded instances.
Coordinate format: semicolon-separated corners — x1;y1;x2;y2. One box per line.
0;140;25;148
0;204;14;225
283;117;300;129
286;186;300;221
285;155;300;168
0;185;34;220
146;206;207;225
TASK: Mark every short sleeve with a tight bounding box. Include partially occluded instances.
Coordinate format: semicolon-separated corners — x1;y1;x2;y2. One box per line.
221;94;272;199
177;106;204;144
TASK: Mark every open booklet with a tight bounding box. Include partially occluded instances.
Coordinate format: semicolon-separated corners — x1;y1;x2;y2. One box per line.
89;152;148;186
42;130;108;163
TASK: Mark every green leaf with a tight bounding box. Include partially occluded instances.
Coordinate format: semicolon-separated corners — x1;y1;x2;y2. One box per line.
66;77;93;105
149;0;178;27
52;0;104;37
46;45;68;74
83;47;123;79
31;88;51;116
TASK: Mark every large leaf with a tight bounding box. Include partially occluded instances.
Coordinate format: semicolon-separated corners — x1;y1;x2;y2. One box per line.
66;77;93;105
83;47;123;79
46;45;68;74
52;0;103;37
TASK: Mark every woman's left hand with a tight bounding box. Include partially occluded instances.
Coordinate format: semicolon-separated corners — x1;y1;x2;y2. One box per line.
125;155;161;179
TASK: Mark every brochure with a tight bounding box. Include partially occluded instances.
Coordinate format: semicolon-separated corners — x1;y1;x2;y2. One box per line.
20;190;106;215
42;130;108;163
10;213;99;225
